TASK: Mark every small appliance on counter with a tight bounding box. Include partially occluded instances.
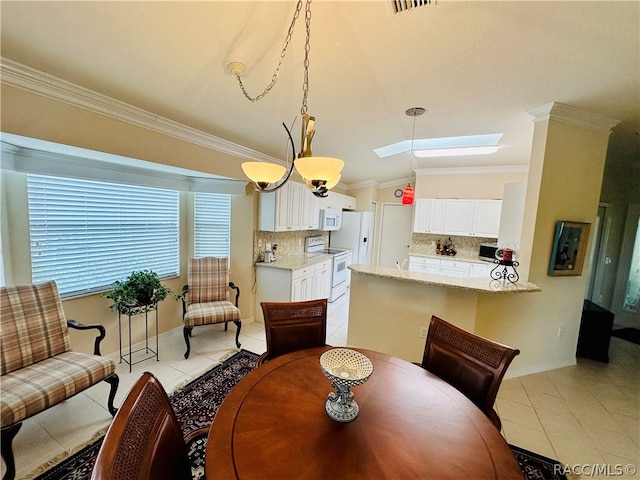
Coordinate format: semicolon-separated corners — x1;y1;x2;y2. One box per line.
478;242;499;261
261;243;278;263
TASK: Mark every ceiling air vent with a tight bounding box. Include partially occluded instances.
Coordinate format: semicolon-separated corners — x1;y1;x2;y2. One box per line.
392;0;433;14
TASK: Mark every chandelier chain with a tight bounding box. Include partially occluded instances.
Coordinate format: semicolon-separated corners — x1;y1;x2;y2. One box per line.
234;0;304;102
301;0;312;115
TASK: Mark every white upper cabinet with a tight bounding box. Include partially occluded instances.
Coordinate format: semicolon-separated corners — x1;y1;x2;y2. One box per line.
259;181;320;232
498;182;527;246
319;192;356;211
444;200;475;236
472;200;502;238
413;198;501;238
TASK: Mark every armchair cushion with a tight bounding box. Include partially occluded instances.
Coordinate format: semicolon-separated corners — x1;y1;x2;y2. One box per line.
188;257;230;303
1;351;115;427
184;301;240;328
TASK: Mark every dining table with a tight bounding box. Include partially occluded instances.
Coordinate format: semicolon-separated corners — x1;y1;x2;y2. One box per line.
205;346;524;479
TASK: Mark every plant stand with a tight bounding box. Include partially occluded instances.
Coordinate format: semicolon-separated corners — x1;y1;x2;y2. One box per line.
118;302;159;372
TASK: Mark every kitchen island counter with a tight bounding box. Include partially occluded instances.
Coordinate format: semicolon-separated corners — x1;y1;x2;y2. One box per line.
349;264;540;294
346;264;541;369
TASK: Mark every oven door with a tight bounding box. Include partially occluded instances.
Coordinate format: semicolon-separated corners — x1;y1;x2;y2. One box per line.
332;254;349;287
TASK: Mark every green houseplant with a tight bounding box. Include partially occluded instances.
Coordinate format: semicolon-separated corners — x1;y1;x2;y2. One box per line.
104;270;172;312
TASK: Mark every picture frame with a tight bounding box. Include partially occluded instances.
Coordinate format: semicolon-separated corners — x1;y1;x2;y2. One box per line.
548;221;591;276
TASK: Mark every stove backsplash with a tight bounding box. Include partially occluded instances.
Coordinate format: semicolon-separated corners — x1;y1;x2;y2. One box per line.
410;233;497;261
254;230;329;262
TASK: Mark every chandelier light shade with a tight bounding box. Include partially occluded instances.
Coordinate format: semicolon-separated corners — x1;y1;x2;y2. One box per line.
241;162;287;189
401;184;415;205
295;156;344;184
231;0;343;198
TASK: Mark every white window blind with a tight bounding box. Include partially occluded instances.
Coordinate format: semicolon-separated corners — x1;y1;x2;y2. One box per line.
194;192;231;259
27;174;179;297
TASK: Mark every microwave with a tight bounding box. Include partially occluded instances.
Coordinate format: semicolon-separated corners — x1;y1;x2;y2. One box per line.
319;209;342;231
478;242;499;261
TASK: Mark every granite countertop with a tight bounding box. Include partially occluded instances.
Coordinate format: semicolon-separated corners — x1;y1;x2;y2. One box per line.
255;253;334;271
349;264;541;294
408;252;495;265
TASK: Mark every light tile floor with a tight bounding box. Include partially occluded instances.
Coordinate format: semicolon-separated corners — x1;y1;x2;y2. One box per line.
5;293;639;479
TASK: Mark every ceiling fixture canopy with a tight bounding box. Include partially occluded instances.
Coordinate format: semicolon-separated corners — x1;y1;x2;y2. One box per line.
229;0;343;198
402;107;425;206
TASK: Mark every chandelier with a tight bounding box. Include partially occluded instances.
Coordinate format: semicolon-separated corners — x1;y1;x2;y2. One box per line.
228;0;344;198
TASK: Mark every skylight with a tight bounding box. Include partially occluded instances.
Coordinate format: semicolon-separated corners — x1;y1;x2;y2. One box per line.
373;133;503;158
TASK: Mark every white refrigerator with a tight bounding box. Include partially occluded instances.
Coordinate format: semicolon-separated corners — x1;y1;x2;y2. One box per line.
331;211;374;266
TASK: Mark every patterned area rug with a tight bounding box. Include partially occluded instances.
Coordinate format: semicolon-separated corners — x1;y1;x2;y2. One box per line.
33;349;565;480
34;349;258;480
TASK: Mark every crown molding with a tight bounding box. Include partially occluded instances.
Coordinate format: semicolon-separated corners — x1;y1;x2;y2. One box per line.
415;165;529;176
528;102;620;133
0;58;281;164
344;179;380;190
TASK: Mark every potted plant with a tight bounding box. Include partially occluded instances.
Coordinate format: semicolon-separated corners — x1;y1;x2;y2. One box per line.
104;269;172;312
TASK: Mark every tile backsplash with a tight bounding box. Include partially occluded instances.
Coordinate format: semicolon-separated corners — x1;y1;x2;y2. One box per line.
410;233;497;261
254;230;329;261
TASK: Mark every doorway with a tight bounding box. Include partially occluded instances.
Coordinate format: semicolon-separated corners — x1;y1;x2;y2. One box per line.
587;205;612;307
377;203;413;269
612;203;640;328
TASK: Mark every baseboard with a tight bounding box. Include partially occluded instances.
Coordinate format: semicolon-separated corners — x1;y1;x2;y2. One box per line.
506;358;577;379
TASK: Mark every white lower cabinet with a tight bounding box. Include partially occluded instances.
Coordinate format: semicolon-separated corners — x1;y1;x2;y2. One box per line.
408;255;492;279
256;260;332;321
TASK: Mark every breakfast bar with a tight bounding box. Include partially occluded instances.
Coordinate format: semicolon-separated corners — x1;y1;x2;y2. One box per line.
346;264;541;365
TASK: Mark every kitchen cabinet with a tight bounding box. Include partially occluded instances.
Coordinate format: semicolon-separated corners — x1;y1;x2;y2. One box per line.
413;198;501;238
313;259;332;299
319;192;356;211
444;200;475;236
256;259;332;320
498;182;526;247
472;200;502;237
259;181;320;232
292;265;315;302
408;255;492;279
439;258;471;278
412;199;445;234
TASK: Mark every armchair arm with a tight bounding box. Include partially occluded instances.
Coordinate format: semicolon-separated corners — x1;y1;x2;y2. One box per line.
229;282;240;307
67;319;107;356
181;284;189;317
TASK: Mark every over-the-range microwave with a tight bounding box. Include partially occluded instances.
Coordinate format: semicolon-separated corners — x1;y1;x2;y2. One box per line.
319;209;342;231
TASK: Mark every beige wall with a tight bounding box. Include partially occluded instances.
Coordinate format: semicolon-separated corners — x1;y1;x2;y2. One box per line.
475;106;617;375
415;171;528;199
1;84;257;355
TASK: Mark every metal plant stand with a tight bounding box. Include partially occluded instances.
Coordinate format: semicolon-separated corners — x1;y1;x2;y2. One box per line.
118;302;159;372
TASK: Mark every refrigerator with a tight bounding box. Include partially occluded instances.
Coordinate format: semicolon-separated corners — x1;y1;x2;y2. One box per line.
331;211;374;266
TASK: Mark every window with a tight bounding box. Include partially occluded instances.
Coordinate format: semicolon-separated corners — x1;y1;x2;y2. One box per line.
194;192;231;259
27;174;179;297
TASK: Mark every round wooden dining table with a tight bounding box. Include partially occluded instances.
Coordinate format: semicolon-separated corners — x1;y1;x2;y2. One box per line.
206;347;524;479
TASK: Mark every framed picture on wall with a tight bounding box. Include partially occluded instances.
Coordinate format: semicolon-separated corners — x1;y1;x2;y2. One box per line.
548;221;591;276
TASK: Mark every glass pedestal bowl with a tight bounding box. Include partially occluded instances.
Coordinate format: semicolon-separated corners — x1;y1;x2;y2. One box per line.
319;348;374;422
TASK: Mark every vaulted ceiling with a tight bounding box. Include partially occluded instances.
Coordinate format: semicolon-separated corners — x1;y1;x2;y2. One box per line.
1;1;638;187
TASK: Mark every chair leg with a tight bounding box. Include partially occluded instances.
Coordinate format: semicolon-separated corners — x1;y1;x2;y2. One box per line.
1;423;22;480
224;320;228;331
104;373;119;416
183;326;193;359
234;319;242;349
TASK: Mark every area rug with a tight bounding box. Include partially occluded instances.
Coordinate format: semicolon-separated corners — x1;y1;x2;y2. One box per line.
612;327;640;345
33;349;566;480
33;349;259;480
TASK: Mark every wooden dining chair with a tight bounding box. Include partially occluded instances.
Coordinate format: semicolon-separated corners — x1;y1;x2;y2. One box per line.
181;257;241;358
418;315;520;430
256;299;328;366
91;372;207;480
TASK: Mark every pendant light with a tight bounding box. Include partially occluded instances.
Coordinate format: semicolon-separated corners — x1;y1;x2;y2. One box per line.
229;0;344;198
402;107;425;205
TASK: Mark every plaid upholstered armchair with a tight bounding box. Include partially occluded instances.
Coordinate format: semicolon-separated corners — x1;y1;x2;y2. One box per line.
0;281;119;480
181;257;241;359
